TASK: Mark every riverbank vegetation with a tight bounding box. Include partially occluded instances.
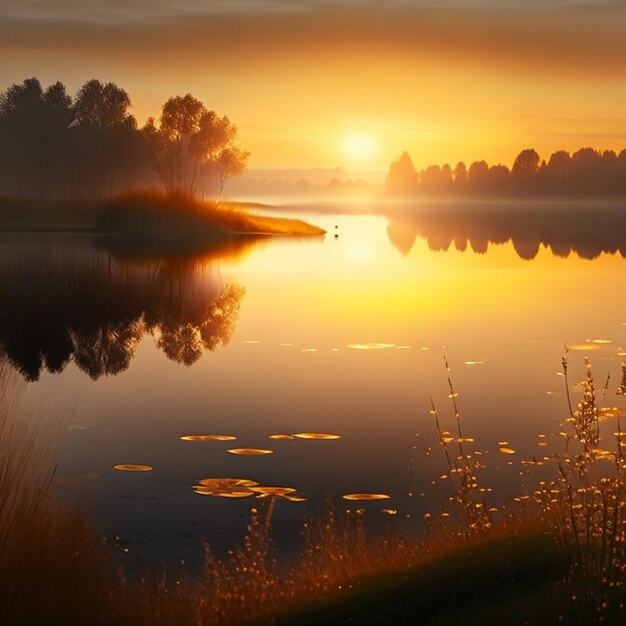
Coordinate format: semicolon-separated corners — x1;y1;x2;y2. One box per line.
0;192;325;236
0;78;247;201
0;78;325;238
2;355;626;624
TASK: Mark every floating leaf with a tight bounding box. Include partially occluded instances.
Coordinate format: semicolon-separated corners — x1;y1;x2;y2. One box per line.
193;486;254;498
214;492;256;498
226;448;274;455
113;464;153;472
283;494;308;502
180;434;237;441
197;478;259;488
249;486;297;496
193;478;259;498
342;493;390;501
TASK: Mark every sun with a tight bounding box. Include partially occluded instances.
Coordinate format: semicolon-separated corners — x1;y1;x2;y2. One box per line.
343;131;378;161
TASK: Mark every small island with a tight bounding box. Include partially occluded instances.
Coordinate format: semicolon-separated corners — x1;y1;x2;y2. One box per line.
0;78;324;239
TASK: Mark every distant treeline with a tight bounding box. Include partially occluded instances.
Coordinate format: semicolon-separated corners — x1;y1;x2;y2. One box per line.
225;174;375;198
0;78;248;200
387;149;626;198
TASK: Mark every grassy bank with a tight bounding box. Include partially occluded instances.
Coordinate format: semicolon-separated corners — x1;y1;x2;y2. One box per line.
3;356;626;624
0;192;325;237
279;528;565;626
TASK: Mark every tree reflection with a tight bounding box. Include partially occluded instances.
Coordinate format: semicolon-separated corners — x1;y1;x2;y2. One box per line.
0;238;249;380
70;320;145;380
385;206;626;261
155;284;244;366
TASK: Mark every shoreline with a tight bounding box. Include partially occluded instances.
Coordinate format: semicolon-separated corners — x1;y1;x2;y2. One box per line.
0;194;326;238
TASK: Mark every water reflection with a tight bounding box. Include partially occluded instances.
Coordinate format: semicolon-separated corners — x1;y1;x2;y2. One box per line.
0;235;254;380
385;206;626;260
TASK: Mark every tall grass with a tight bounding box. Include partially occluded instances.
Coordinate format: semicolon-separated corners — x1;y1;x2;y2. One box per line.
531;356;626;624
0;358;114;625
3;353;626;624
0;191;326;237
429;360;492;537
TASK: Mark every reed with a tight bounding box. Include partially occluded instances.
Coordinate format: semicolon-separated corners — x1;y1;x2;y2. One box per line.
3;353;626;624
532;356;626;624
429;357;492;537
0;358;115;625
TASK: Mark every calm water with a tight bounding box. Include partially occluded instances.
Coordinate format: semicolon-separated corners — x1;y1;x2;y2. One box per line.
4;204;626;572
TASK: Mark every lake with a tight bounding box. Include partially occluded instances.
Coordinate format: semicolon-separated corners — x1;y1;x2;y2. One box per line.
4;202;626;574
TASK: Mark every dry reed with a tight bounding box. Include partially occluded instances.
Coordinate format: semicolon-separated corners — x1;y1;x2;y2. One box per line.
532;356;626;624
0;358;113;625
3;351;626;624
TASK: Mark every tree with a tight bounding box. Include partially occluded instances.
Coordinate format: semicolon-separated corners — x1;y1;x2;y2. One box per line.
152;94;248;197
71;80;138;197
0;78;75;197
215;147;249;199
73;80;134;129
468;160;489;193
570;148;603;194
453;162;468;189
512;149;540;181
487;164;511;195
386;152;419;195
546;150;571;186
420;164;453;194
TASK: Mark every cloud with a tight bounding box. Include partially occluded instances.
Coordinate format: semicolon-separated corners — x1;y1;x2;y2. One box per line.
0;1;625;81
2;0;626;24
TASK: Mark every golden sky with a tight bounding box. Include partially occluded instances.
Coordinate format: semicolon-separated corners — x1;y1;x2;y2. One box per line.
1;1;625;170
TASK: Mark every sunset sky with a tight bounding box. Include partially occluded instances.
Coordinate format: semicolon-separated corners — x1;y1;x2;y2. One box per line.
1;0;625;171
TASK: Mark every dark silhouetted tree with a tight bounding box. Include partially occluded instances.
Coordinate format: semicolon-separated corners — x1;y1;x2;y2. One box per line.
385;146;626;198
0;77;248;201
0;78;73;197
512;149;540;191
453;162;468;189
150;94;248;197
546;150;571;193
468;160;489;193
71;79;138;197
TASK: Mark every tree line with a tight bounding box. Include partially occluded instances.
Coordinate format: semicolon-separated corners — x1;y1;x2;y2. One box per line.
387;148;626;198
0;78;248;200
